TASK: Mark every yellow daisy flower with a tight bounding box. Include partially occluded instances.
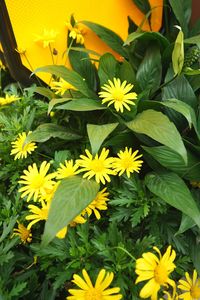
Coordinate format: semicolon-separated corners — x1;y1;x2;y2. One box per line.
34;29;58;48
112;147;143;178
135;246;176;300
26;200;49;229
13;222;32;244
66;22;85;44
67;268;122;300
38;181;60;203
56;160;79;180
76;148;115;185
18;161;56;202
178;270;200;300
10;132;37;160
84;188;109;220
0;94;20;106
56;226;68;239
160;286;179;300
50;78;77;96
98;77;137;113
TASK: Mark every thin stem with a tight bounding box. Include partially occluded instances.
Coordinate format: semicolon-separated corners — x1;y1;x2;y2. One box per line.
49;44;55;65
110;246;136;261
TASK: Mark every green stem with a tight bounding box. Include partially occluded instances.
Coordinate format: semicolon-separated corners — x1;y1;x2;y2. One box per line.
110;246;136;261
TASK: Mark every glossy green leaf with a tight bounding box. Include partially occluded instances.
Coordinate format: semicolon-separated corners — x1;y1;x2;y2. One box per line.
34;65;96;98
136;46;162;93
126;109;187;163
87;123;118;154
176;214;195;235
42;176;99;245
183;67;200;75
98;53;118;85
56;98;106;111
172;27;184;76
82;21;127;57
145;171;200;228
24;123;81;143
26;86;55;100
143;145;200;181
48;98;72;114
169;0;192;35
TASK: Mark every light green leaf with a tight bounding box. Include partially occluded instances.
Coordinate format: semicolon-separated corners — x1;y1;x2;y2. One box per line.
136;46;162;93
145;171;200;228
25;86;55;100
184;34;200;45
34;65;96;98
42;176;99;245
126;109;187;163
56;98;106;111
25;123;81;143
143;145;200;181
82;21;127;57
87;123;118;154
183;67;200;75
48;98;72;114
98;53;118;85
172;27;184;76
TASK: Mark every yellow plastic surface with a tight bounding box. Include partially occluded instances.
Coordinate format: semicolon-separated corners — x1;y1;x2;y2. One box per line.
5;0;152;82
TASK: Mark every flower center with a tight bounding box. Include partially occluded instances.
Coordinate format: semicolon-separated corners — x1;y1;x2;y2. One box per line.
112;89;124;102
120;157;132;169
90;160;104;173
191;284;200;298
31;174;45;189
154;263;168;285
85;288;102;300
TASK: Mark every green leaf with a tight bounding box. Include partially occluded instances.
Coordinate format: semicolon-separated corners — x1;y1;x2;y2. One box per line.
136;46;162;94
172;27;184;76
143;145;200;181
34;65;96;98
82;21;127;57
169;0;192;35
183;67;200;76
25;86;55;100
145;171;200;228
25;123;81;143
98;53;118;85
56;98;106;111
184;34;200;45
126;109;187;163
87;123;118;154
119;60;136;85
124;32;169;50
48;98;72;114
42;176;99;246
176;214;195;235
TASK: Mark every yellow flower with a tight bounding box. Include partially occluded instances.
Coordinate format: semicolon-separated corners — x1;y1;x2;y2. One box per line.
70;213;87;227
56;226;68;239
56;160;79;180
38;181;60;203
0;94;20;106
66;22;85;44
135;246;176;300
50;78;77;96
160;286;179;300
112;147;143;178
76;148;115;185
98;78;137;113
84;188;109;220
13;223;32;244
26;200;49;229
178;270;200;300
67;268;122;300
10;132;37;160
18;161;56;202
190;181;200;188
0;59;5;70
34;29;58;48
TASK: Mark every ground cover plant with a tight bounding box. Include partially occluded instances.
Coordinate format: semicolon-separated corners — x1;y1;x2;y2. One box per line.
0;0;200;299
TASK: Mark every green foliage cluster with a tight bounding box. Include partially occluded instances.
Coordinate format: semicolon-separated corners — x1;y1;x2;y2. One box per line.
0;0;200;299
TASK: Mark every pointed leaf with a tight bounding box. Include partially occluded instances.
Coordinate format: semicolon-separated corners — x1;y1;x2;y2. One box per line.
42;176;99;245
172;27;184;76
87;123;118;154
25;123;81;143
145;171;200;228
98;53;118;85
126;109;187;163
56;98;106;111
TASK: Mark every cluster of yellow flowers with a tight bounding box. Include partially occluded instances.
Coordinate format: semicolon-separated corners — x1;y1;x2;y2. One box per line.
0;94;20;106
64;245;200;300
11;131;143;243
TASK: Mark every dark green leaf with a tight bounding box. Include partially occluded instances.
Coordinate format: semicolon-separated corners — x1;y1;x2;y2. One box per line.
25;123;81;143
98;53;118;85
169;0;192;36
42;176;99;245
126;109;187;163
136;46;162;94
124;32;169;50
145;171;200;228
176;214;195;235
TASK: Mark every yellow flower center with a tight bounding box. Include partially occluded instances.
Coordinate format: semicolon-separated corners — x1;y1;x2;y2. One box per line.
112;90;124;102
191;284;200;298
31;174;45;189
85;288;102;300
154;263;168;285
120;157;132;169
90;160;104;172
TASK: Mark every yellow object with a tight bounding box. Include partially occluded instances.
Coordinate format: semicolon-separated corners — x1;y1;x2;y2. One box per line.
4;0;163;83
